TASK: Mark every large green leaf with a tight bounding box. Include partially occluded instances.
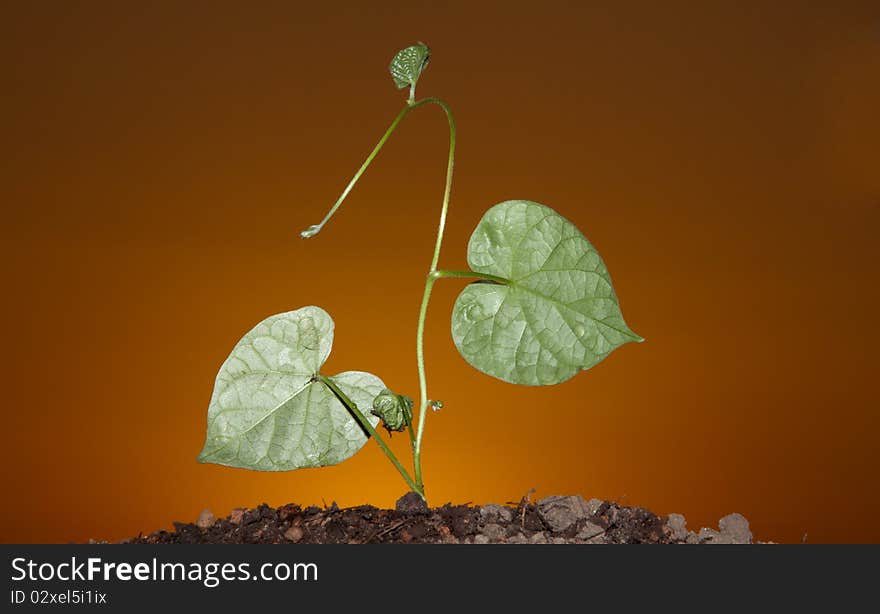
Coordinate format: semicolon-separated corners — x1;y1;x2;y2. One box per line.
198;306;383;471
389;42;430;90
452;200;642;386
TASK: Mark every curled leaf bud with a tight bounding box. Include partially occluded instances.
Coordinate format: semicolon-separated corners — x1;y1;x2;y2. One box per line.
389;42;430;103
429;399;444;412
371;389;414;432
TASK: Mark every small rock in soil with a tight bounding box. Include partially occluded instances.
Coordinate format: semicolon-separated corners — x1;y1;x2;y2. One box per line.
228;508;245;525
698;513;752;544
575;521;605;543
529;532;548;544
585;498;604;515
480;503;514;524
698;527;723;543
481;523;506;541
666;513;689;541
284;526;304;543
719;513;752;544
395;492;428;514
473;535;490;544
196;509;215;529
596;501;619;525
241;508;263;525
537;495;591;533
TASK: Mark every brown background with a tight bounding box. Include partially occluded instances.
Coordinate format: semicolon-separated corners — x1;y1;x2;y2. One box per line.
2;1;878;543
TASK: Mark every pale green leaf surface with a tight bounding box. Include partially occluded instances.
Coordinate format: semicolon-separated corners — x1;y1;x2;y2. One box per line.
389;42;430;89
452;200;642;386
198;306;382;471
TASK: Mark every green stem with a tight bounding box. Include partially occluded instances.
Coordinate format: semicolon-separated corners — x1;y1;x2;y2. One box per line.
319;375;423;497
412;270;508;488
300;97;444;239
430;269;509;284
412;98;456;495
406;421;416;451
301;96;458;501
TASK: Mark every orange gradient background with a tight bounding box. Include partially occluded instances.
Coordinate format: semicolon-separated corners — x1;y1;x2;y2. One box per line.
2;2;878;543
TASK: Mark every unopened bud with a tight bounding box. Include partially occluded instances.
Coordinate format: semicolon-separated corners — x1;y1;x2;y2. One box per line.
371;388;414;432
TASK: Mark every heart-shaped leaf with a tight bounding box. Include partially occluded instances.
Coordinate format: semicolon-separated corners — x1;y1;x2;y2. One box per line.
452;200;642;386
198;306;383;471
389;42;430;90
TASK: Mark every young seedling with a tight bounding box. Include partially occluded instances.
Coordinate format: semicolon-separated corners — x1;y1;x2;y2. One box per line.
198;43;643;501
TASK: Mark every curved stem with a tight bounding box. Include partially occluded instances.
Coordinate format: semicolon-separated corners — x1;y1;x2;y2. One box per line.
319;375;422;497
300;96;457;501
421;98;456;272
412;98;456;495
413;270;508;489
412;277;436;492
300;98;442;239
413;271;506;488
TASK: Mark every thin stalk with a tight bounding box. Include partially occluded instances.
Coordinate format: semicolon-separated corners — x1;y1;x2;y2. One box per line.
412;271;508;489
413;275;437;492
301;96;458;501
300;97;440;238
412;98;456;495
406;421;416;451
319;375;422;497
430;269;509;284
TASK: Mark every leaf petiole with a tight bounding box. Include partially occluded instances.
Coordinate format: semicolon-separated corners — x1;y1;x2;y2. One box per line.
430;269;509;284
318;375;424;498
300;97;447;240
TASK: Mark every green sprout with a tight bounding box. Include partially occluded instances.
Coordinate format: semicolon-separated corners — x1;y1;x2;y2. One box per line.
198;43;643;501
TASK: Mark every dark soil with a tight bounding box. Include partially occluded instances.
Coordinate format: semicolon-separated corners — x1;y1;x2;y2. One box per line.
124;493;756;544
